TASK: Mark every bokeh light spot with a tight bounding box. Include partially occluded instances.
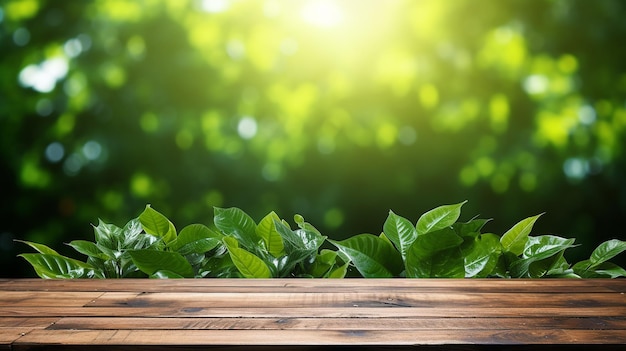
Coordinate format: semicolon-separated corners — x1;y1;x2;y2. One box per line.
140;112;159;133
563;157;587;181
82;141;102;160
301;0;344;28
101;63;126;88
130;173;153;197
519;172;537;192
237;116;258;140
324;207;344;229
578;104;596;125
523;74;549;95
489;94;509;133
18;57;69;93
459;166;478;186
4;0;39;21
490;174;509;193
35;98;54;116
476;157;495;177
398;126;417;145
201;0;230;13
419;84;439;109
21;158;50;187
45;142;65;163
63;153;84;176
13;27;30;46
102;190;124;211
558;54;578;74
64;38;83;58
176;129;194;149
262;163;282;182
204;190;224;208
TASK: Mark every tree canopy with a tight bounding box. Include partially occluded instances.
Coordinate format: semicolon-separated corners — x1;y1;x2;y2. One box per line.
1;0;626;276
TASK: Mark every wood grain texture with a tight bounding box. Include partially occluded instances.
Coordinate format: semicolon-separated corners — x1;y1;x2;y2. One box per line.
1;279;624;350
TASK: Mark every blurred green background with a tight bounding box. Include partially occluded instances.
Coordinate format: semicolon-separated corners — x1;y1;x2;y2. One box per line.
2;0;626;277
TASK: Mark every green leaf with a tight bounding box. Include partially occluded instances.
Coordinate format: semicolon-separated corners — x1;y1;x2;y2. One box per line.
308;250;340;277
214;207;260;251
589;239;626;268
416;200;467;235
528;252;566;278
590;262;626;278
92;219;123;250
128;250;194;277
329;234;403;278
544;255;571;277
139;205;177;244
462;233;502;277
67;240;110;260
453;218;491;238
522;235;577;258
18;253;102;279
406;227;463;258
274;219;325;253
406;247;465;278
292;214;326;251
574;259;626;278
256;211;285;257
222;236;272;278
150;270;185;279
15;240;60;255
271;249;313;277
170;224;221;255
383;210;418;260
121;218;147;247
405;228;464;277
509;235;576;278
500;213;543;255
327;262;349;278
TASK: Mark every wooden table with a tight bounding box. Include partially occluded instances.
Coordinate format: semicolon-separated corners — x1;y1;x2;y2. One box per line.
0;279;625;350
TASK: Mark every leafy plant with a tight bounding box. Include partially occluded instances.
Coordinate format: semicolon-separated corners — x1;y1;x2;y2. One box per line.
18;202;626;279
18;205;222;278
330;201;626;278
18;205;348;279
213;208;348;278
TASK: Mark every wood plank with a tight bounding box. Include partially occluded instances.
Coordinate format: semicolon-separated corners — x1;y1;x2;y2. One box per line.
0;318;57;328
47;316;626;331
14;329;626;346
0;292;102;307
84;291;626;308
1;306;624;318
2;278;625;293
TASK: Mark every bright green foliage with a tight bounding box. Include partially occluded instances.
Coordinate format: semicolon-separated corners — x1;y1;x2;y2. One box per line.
500;214;543;256
216;208;347;278
222;237;271;278
329;202;626;278
416;201;468;235
18;202;626;279
329;234;403;278
128;250;194;278
139;205;177;245
383;211;418;261
256;212;285;258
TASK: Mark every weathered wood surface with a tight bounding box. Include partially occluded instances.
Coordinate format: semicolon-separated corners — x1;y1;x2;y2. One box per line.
0;279;624;350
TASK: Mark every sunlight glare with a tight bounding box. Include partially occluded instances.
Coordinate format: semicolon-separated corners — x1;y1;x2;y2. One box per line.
301;0;344;28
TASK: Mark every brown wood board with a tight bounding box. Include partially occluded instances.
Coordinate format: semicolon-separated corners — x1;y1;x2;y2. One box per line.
0;279;624;350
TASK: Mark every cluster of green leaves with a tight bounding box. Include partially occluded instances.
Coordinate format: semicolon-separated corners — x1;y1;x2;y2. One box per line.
330;201;626;278
18;205;347;279
18;202;626;279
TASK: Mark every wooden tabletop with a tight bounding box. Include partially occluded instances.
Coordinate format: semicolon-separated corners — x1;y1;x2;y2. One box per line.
0;278;625;350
